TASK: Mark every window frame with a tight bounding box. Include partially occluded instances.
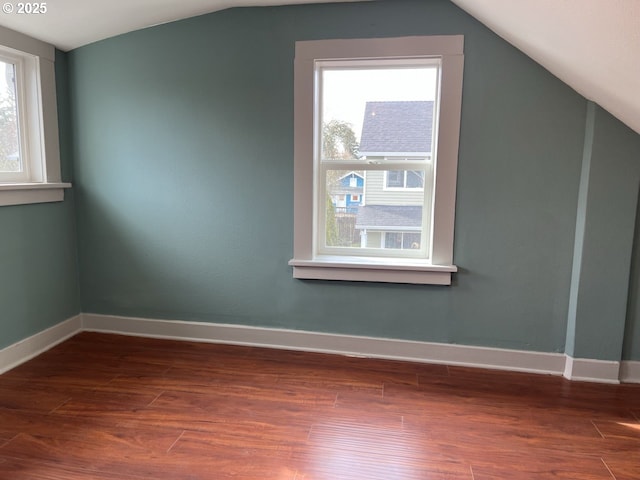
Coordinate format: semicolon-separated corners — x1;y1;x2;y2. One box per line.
289;35;464;285
0;26;70;207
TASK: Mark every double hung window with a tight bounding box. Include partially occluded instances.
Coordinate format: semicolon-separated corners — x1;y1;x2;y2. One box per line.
290;36;464;285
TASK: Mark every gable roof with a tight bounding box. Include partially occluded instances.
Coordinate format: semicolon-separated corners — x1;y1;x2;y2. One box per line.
338;171;364;181
359;101;433;156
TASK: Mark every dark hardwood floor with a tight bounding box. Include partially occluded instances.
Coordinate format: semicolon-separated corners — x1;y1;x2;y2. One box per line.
0;332;638;479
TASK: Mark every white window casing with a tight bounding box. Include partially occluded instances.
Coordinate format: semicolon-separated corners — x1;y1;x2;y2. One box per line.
0;26;70;206
289;35;464;285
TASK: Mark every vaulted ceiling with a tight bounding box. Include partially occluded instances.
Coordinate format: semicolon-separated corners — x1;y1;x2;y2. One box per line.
0;0;637;134
450;0;640;136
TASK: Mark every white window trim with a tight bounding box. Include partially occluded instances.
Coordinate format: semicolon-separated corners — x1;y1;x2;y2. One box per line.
0;26;70;207
289;35;464;285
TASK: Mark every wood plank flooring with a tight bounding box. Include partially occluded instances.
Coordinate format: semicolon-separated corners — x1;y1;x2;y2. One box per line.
0;332;638;479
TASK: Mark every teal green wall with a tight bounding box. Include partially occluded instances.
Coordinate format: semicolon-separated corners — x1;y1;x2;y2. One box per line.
567;104;640;361
625;214;640;360
66;0;639;357
0;51;80;349
624;131;640;361
626;208;640;360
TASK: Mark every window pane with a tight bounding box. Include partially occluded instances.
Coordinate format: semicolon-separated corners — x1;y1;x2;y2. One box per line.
320;65;438;163
384;232;422;250
324;169;427;252
385;232;402;249
325;170;364;247
406;170;424;188
0;61;20;173
402;232;421;249
386;170;404;188
318;60;437;258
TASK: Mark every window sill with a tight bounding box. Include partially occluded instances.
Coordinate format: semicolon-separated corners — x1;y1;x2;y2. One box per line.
0;182;72;206
288;256;457;285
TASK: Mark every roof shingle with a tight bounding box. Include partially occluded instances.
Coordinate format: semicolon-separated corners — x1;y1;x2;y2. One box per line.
355;205;423;229
359;101;433;155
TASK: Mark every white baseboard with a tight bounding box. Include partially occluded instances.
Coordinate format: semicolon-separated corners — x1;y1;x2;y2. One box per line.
2;313;637;385
563;356;621;384
620;361;640;384
81;313;567;377
0;315;82;375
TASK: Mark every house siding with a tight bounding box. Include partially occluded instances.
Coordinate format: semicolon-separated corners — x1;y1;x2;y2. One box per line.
364;170;428;206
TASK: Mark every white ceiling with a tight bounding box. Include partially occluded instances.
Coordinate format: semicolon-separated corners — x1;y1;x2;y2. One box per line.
450;0;640;136
0;0;637;135
0;0;366;51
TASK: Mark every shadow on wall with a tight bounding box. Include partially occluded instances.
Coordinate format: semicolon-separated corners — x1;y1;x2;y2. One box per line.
0;198;80;348
75;184;289;323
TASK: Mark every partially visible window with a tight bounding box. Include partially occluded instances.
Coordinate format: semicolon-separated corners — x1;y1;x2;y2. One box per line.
0;27;70;206
290;36;464;285
0;59;20;178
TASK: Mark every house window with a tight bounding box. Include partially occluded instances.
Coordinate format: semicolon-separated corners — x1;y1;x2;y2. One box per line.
0;27;70;207
290;36;464;285
384;232;421;250
385;170;425;189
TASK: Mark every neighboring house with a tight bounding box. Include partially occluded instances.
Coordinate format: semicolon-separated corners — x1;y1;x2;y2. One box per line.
329;171;364;214
356;205;423;249
355;100;434;250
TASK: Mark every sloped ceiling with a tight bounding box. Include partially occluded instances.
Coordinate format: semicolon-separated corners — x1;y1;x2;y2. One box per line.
0;0;637;135
0;0;366;51
450;0;640;135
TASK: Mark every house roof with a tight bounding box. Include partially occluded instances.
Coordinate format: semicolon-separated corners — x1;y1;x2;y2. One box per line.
359;101;433;156
355;205;422;230
338;171;364;181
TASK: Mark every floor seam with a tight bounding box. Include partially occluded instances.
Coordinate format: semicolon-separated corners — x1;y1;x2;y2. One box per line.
591;420;606;439
166;430;186;454
601;457;617;480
